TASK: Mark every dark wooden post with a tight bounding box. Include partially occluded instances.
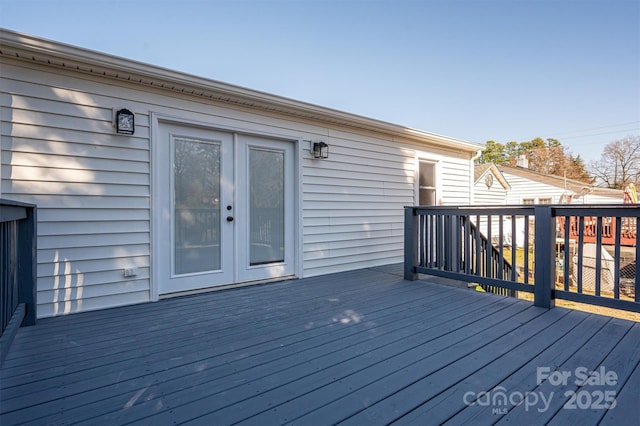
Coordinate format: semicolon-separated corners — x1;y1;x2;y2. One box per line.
534;205;556;308
18;205;37;326
404;207;418;281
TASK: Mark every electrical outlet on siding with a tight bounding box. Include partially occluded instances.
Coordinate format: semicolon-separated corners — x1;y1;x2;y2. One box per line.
123;268;138;278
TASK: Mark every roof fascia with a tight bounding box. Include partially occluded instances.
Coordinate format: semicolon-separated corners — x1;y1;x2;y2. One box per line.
0;28;482;153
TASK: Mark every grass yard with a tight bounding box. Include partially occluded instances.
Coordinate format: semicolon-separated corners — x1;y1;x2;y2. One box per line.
501;247;640;322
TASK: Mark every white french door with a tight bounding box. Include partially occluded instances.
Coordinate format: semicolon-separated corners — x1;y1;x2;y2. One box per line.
236;135;295;282
156;122;294;295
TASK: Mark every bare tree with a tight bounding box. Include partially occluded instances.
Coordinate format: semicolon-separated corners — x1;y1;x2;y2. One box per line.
589;136;640;189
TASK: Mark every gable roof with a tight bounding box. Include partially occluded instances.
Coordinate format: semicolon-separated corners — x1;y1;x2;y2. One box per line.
0;28;483;154
497;164;623;198
474;163;510;190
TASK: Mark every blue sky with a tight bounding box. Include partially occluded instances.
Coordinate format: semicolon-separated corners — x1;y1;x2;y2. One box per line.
1;0;638;163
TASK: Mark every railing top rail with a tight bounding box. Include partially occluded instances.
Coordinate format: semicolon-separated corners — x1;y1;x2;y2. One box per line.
0;198;37;208
553;205;640;217
407;204;640;218
0;199;36;223
408;205;535;215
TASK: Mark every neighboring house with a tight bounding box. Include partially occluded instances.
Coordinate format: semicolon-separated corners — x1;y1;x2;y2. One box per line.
473;163;510;205
497;164;624;205
473;163;511;241
472;163;625;247
0;29;483;317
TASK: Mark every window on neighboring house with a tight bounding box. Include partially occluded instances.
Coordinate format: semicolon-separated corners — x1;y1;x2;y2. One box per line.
538;198;552;204
419;160;437;205
522;198;535;205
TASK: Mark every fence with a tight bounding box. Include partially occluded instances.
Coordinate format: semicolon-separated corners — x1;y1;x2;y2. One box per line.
405;205;639;313
0;199;37;367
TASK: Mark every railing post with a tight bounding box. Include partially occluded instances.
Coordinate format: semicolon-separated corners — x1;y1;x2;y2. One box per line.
404;207;418;281
17;205;37;326
534;205;556;309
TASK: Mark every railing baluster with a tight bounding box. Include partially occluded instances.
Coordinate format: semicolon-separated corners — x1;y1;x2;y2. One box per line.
577;216;585;294
498;215;504;280
524;216;530;284
428;214;432;267
434;214;441;269
563;215;571;291
475;214;481;276
486;215;492;278
419;214;424;268
595;217;603;297
464;215;471;274
454;215;461;272
613;216;621;300
511;215;517;282
636;216;639;303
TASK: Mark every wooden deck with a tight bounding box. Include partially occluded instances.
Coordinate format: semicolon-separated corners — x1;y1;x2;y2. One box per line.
1;265;638;425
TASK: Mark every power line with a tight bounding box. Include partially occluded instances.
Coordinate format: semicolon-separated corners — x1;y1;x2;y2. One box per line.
558;128;640;141
545;121;640;138
510;122;640;143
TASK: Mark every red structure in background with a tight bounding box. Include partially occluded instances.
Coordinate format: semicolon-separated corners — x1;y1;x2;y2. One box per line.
558;216;637;247
557;184;638;247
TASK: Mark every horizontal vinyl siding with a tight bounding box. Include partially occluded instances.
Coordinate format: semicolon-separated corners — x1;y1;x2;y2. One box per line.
302;131;472;277
1;62;151;317
441;158;473;205
302;133;411;276
502;172;565;204
2;57;476;314
474;183;508;205
583;194;623;204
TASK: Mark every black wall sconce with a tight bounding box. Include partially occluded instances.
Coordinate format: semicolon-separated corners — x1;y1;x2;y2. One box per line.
312;141;329;159
115;108;135;135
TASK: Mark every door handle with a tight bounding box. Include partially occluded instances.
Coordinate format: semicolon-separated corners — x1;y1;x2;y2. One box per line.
226;216;234;222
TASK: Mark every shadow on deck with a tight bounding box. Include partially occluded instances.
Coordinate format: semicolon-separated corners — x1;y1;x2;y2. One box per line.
1;265;638;425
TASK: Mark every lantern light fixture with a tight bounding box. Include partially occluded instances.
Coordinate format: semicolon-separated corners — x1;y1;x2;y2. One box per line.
312;141;329;159
115;108;135;135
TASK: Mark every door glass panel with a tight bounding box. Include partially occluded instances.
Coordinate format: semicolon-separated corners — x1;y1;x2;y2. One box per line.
249;147;284;265
173;138;221;275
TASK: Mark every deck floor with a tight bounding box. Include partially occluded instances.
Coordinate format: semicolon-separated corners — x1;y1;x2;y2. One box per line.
1;265;638;425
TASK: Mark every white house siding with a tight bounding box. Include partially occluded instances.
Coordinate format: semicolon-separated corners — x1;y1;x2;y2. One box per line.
440;158;473;205
501;171;567;205
472;180;508;241
501;171;622;205
302;131;473;277
1;48;476;317
1;61;152;317
474;181;507;205
583;193;623;204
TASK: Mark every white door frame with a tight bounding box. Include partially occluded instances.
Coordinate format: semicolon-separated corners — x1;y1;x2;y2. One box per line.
150;113;301;301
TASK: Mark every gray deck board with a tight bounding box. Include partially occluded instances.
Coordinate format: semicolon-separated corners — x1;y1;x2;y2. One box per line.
495;317;634;425
3;278;435;385
394;308;592;424
441;312;612;425
547;322;640;425
1;266;638;425
156;301;528;425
